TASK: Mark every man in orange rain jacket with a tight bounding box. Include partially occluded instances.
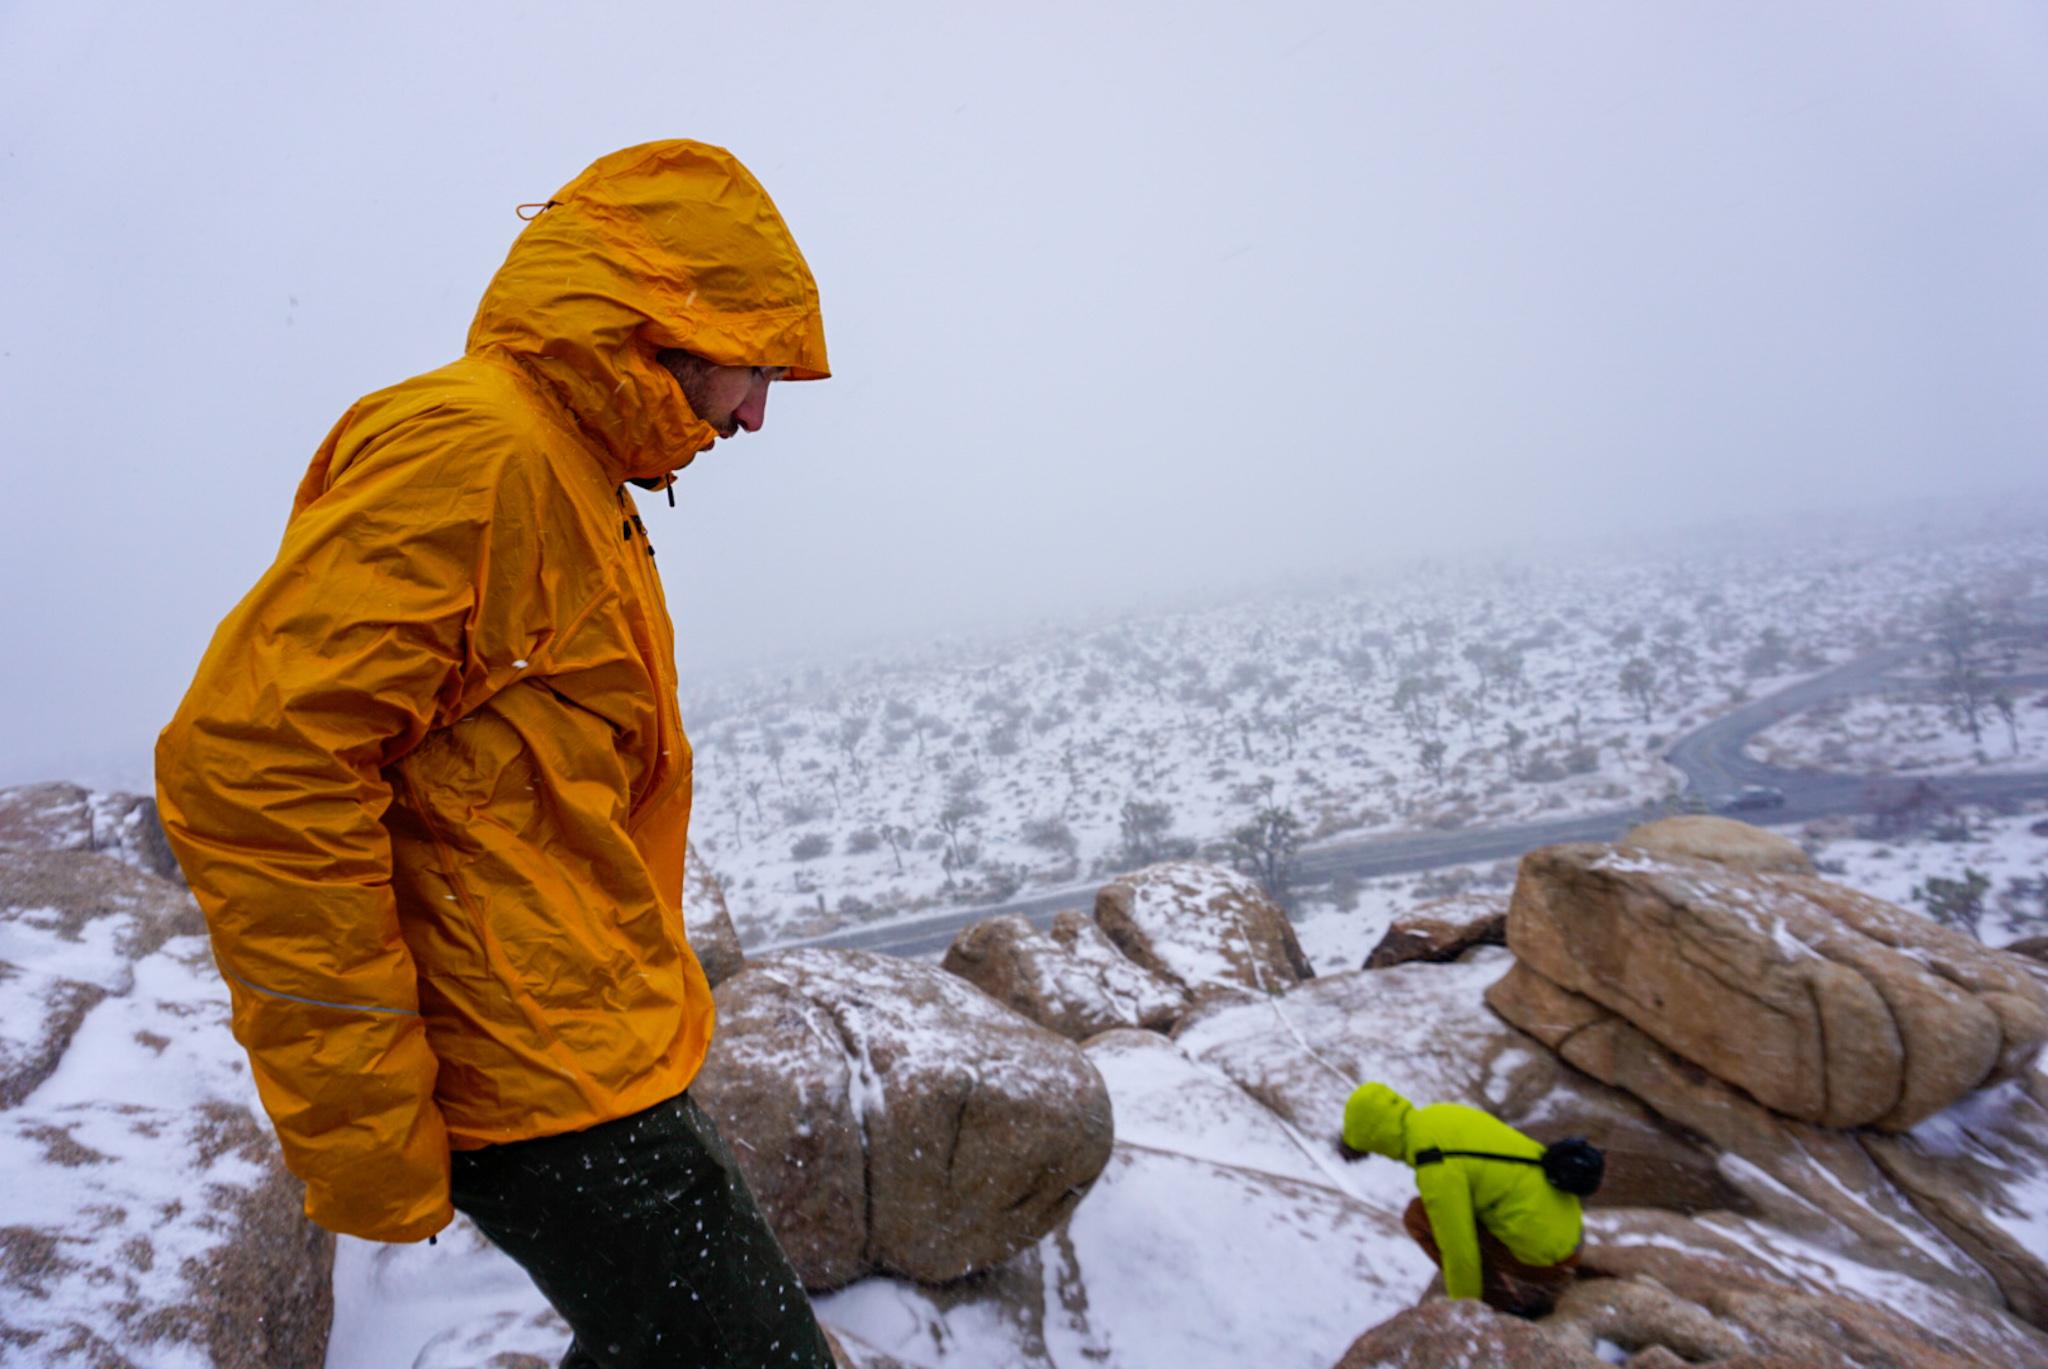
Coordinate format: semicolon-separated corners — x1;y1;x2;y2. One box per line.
155;141;835;1368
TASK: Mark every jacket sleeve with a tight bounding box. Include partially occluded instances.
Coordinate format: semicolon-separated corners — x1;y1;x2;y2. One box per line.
155;408;528;1242
1415;1159;1484;1300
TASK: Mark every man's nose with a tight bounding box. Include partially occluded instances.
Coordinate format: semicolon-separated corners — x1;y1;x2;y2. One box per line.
734;377;771;432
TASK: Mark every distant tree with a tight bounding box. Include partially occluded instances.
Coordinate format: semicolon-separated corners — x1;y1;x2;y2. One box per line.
937;794;986;871
1565;703;1585;745
1117;798;1178;867
1495;648;1527;707
762;732;787;788
1994;691;2020;755
1912;868;1990;941
1461;642;1498;702
1450;692;1485;743
1619;657;1658;723
1502;721;1527;769
1418;738;1448;785
1743;627;1792;678
1229;804;1304;908
1930;590;1991;746
1335;643;1378;687
878;823;910;874
743;777;765;823
1392;672;1447;742
837;714;871;773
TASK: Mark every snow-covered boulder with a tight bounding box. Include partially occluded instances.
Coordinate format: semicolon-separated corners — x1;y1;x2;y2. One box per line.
941;911;1180;1039
0;780;180;881
1362;891;1508;969
0;845;332;1367
1620;813;1815;876
1093;861;1314;1003
1501;843;2048;1131
683;841;745;987
690;948;1114;1289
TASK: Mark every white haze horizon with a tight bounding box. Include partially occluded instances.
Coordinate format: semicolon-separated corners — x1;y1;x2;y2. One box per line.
4;1;2047;791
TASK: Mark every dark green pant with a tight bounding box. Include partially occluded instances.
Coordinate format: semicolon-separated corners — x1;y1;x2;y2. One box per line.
449;1092;834;1369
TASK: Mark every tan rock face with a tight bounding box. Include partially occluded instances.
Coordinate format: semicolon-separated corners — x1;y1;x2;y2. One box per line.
941;911;1181;1039
683;842;746;987
1506;843;2047;1131
691;948;1114;1290
1363;892;1508;969
1330;1298;1602;1369
1620;815;1814;876
1094;861;1313;1001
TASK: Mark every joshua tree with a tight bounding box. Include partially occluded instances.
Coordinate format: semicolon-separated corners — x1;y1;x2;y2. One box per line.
937;794;986;870
1930;590;1991;746
1913;869;1990;941
836;713;870;774
1994;691;2020;755
1502;721;1527;770
1418;737;1448;785
1230;804;1303;907
1117;798;1177;867
878;822;910;874
1619;657;1658;723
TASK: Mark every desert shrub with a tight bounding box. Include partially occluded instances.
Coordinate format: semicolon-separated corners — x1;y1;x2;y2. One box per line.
791;833;832;862
780;795;830;825
845;828;882;855
1020;815;1078;855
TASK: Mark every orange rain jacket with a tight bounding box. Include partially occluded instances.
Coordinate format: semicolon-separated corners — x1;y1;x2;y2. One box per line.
155;141;828;1242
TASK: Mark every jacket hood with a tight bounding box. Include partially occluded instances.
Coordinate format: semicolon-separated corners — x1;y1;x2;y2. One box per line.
1343;1082;1414;1160
466;139;830;485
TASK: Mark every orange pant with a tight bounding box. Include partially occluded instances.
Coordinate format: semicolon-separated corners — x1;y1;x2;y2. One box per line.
1403;1198;1580;1317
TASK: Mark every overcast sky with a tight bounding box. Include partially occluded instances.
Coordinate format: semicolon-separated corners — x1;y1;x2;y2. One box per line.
3;1;2046;790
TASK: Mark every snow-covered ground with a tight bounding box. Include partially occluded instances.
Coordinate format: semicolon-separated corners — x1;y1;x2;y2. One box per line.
683;526;2048;949
1750;684;2048;776
1802;803;2048;950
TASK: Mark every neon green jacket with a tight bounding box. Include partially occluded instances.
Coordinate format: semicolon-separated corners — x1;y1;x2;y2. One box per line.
1344;1083;1581;1300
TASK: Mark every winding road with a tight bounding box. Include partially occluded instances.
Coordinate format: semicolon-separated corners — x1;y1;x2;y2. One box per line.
784;619;2048;959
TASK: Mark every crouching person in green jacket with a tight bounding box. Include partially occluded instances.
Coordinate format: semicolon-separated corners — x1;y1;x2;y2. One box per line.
1342;1082;1584;1317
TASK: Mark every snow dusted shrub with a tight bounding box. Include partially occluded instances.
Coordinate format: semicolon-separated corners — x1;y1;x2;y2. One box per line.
791;833;832;862
845;827;882;855
1020;814;1078;856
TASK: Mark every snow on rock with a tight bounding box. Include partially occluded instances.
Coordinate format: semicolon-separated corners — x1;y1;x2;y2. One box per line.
691;947;1114;1288
816;1144;1429;1369
1619;813;1815;876
0;781;180;882
1173;951;1737;1216
1361;890;1509;969
0;846;332;1368
940;912;1180;1040
1093;860;1313;1003
1505;840;2048;1130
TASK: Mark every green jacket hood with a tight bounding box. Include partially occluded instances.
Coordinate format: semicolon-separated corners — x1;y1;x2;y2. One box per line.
1343;1082;1413;1159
